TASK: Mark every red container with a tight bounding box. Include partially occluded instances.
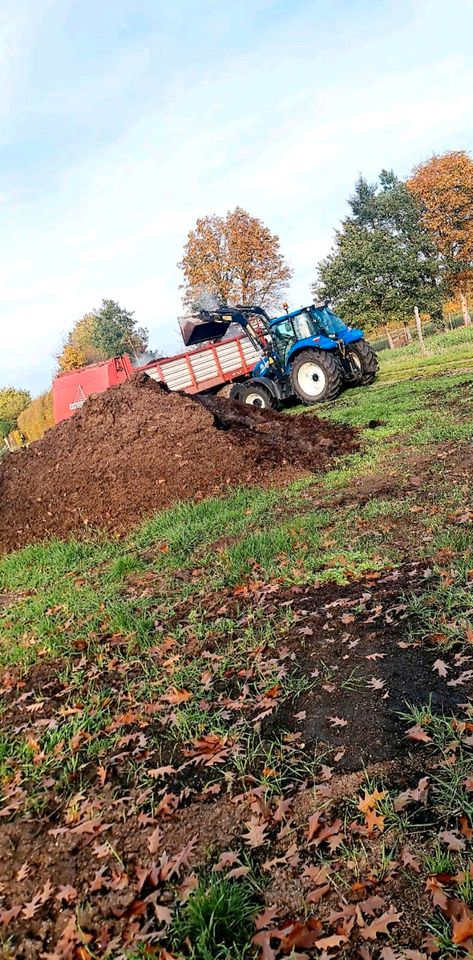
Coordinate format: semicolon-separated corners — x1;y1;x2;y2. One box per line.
52;355;133;424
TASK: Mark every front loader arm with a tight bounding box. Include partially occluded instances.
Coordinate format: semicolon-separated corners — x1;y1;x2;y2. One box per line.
179;305;272;353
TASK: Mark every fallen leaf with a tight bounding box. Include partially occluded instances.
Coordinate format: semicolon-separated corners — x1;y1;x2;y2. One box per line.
314;933;347;949
366;808;385;833
452;912;473;944
243;818;267;848
307;812;322;842
161;688;192;704
0;905;22;926
227;864;251;879
361;908;402;940
438;829;465;852
154;904;173;926
252;930;277;960
97;764;107;786
55;885;78;904
358;788;386;813
401;848;421;872
212;851;240;872
255;906;279;930
433;659;448;677
147;824;163;854
16;862;30;882
328;716;348;728
425;875;449;910
406;724;431;743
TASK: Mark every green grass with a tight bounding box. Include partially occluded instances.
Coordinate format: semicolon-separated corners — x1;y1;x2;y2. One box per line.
169;874;259;960
2;369;473;680
377;325;473;382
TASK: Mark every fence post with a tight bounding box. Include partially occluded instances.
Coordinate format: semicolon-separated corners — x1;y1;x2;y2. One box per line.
460;291;472;326
385;326;395;350
414;306;427;355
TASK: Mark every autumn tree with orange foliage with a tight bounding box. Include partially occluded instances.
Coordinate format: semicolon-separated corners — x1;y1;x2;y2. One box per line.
408;151;473;325
179;207;292;311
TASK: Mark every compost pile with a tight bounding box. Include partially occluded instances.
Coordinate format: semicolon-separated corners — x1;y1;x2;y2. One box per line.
0;375;358;552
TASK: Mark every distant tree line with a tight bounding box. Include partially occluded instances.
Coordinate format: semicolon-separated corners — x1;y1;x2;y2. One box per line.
315;151;473;334
57;299;150;372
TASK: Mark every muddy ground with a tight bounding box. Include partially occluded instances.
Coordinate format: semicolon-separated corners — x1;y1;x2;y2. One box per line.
0;375;358;554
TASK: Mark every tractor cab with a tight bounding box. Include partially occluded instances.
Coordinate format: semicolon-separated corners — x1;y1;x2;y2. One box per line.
268;315;311;366
268;304;364;367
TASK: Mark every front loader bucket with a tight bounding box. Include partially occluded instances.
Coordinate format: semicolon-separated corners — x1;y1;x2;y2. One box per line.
179;316;232;347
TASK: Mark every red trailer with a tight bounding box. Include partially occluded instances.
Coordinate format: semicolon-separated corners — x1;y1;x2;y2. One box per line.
52;355;134;424
52;335;261;425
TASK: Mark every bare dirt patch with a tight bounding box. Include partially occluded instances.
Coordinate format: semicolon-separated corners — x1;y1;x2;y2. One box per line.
260;564;466;770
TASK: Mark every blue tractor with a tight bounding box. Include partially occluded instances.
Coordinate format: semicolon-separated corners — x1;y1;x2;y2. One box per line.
180;302;378;408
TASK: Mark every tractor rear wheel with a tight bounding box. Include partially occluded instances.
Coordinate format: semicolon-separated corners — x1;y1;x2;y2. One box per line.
291;350;343;404
345;340;378;385
230;381;275;409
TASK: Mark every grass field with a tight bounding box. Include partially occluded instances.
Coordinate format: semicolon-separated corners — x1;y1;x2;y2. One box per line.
1;331;473;959
377;323;473;381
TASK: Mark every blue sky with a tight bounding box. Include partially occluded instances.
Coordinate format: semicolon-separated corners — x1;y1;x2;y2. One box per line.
1;0;472;394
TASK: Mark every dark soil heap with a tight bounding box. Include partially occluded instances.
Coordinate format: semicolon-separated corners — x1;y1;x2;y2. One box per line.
0;374;358;553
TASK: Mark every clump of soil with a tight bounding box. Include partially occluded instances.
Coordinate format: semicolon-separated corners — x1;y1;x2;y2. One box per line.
0;375;358;553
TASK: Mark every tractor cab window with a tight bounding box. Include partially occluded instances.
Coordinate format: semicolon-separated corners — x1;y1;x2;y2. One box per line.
309;306;347;337
270;319;296;364
292;312;312;340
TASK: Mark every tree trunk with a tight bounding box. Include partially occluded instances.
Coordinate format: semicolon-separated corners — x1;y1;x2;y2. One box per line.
385;326;395;350
414;306;427;355
459;290;472;326
403;321;412;343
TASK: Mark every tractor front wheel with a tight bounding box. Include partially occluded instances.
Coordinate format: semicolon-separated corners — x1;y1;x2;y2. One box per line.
291;350;343;404
345;340;378;386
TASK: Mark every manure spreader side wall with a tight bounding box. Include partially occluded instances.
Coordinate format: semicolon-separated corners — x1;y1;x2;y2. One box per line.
144;336;260;393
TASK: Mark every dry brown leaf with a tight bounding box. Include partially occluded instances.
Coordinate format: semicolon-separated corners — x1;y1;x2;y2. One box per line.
307;811;322;842
16;862;30;882
314;933;347;950
154;904;173;926
148;824;163;854
401;848;421;872
0;905;22;926
328;715;348;728
452;913;473;944
55;884;78;904
252;930;277;960
358;788;386;813
406;724;431;743
244;818;268;848
433;659;448;677
425;875;449;910
307;883;331;904
255;906;279;931
438;829;465;852
360;907;402;940
162;687;193;704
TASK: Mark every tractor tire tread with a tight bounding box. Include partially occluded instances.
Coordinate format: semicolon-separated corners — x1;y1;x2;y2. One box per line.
291;349;343;404
348;340;378;385
236;381;276;409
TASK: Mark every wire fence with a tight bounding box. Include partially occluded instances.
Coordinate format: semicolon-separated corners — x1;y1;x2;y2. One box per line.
371;314;468;352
